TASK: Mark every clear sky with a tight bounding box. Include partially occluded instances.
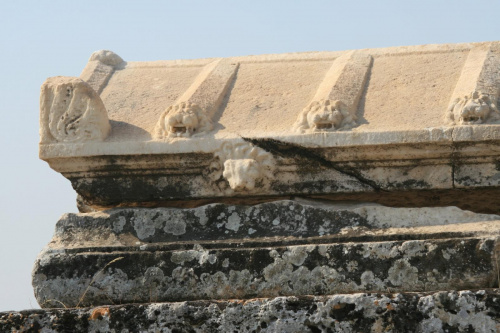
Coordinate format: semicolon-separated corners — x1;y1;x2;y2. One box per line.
1;0;499;312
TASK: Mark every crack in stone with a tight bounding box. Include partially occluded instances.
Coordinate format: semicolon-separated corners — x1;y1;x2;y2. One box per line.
450;127;457;189
241;137;383;192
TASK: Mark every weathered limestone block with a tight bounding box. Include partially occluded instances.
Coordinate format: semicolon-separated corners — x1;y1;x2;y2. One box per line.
3;290;500;332
32;200;500;308
33;237;498;308
43;200;500;245
38;43;500;209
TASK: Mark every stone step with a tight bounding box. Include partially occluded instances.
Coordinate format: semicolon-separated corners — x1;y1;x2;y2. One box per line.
3;290;500;332
51;199;500;246
33;200;500;308
34;236;499;308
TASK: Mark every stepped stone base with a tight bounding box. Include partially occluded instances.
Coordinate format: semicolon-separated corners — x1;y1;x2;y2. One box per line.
32;200;500;308
3;290;500;332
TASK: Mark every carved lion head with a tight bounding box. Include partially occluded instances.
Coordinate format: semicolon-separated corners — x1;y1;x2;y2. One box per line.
155;101;212;138
210;142;276;193
294;100;355;133
448;91;498;125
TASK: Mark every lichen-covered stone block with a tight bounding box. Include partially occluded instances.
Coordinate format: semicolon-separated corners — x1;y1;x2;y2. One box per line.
32;200;500;308
3;290;500;332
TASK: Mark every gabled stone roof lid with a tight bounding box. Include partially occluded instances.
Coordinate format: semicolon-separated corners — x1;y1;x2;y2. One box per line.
42;42;500;149
39;42;500;211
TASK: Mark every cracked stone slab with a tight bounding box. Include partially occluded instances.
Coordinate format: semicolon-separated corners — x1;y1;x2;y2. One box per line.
39;42;500;208
4;290;500;332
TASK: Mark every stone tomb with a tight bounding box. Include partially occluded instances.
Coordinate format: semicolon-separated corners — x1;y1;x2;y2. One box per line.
3;42;500;332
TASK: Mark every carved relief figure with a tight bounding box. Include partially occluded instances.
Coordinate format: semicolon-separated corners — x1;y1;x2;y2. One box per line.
154;102;213;139
40;77;111;143
209;142;276;192
293;99;357;133
447;91;499;125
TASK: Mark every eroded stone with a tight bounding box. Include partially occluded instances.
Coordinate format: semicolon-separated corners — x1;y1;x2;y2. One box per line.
4;290;500;332
32;201;500;308
40;77;111;143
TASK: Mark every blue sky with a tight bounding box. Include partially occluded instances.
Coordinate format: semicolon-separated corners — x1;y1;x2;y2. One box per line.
1;0;499;312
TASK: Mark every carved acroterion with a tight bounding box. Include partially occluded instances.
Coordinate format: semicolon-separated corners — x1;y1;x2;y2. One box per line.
40;76;111;143
446;91;499;125
154;101;213;138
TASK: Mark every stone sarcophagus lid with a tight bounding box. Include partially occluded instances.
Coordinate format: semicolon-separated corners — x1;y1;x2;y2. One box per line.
38;43;500;213
21;42;500;331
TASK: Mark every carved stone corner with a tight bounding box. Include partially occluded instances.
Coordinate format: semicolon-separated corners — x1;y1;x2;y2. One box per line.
446;91;499;125
210;142;276;193
293;99;357;133
89;50;124;67
40;76;111;144
154;101;213;139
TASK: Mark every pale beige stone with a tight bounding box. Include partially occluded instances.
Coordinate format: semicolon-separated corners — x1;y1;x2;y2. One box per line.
293;52;371;132
213;142;276;192
38;42;500;206
40;42;500;146
39;76;110;143
445;44;500;125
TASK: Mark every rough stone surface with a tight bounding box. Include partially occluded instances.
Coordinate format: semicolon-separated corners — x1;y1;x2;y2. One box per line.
34;237;498;308
4;290;500;332
47;200;500;245
32;200;500;308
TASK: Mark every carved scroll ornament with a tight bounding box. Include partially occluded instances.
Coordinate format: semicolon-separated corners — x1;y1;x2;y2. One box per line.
293;99;357;133
40;77;110;143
